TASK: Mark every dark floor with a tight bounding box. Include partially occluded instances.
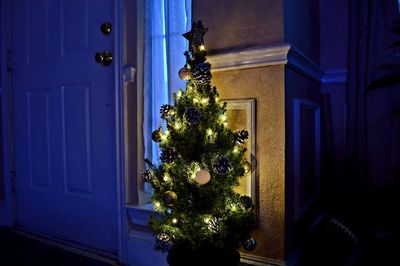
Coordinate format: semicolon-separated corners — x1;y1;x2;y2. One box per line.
0;228;114;266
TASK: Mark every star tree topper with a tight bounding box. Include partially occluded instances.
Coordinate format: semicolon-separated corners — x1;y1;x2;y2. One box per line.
183;21;208;47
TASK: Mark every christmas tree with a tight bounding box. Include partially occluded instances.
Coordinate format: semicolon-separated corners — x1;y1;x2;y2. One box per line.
143;21;257;258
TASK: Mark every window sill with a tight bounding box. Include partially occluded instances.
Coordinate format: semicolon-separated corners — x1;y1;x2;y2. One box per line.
126;203;158;228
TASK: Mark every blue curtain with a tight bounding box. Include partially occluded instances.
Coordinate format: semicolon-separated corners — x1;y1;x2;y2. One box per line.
143;0;192;166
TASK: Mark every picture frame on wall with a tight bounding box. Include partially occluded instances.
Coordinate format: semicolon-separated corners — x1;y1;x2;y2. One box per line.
224;98;256;201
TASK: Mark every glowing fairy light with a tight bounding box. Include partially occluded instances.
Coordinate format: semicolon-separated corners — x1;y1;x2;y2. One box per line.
203;217;211;224
163;173;171;182
193;98;199;104
172;218;178;224
233;146;239;153
199;45;205;51
220;114;227;122
201;98;209;104
177;91;182;98
215;97;219;102
154;201;161;209
174;122;181;130
206;128;213;136
230;204;237;212
223;122;228;127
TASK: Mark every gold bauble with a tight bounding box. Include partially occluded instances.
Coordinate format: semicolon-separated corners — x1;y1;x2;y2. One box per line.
164;191;178;205
243;161;252;173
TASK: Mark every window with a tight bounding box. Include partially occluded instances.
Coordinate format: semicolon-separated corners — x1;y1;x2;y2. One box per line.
143;0;192;197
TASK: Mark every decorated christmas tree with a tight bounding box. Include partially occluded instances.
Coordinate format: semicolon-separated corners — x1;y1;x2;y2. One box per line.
143;21;257;263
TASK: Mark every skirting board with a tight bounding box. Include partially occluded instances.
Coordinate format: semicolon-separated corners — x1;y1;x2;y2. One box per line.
240;253;286;266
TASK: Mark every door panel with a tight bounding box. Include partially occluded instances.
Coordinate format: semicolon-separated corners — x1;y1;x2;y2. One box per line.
13;0;117;253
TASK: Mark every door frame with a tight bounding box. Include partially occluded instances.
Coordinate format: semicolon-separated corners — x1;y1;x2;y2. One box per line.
0;0;129;263
0;0;15;228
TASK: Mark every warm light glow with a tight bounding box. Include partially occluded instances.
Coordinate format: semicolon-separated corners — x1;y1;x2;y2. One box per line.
199;45;205;51
163;173;170;182
233;146;239;153
215;97;219;102
203;217;211;224
201;98;209;104
161;134;167;140
193;98;199;103
206;128;213;136
172;218;178;224
177;91;182;98
154;201;161;208
165;130;170;135
174;122;181;130
220;114;227;122
231;204;237;211
223;122;228;127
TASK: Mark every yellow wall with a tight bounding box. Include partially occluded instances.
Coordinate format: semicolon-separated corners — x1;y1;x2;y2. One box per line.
194;0;286;260
193;0;284;51
212;67;286;260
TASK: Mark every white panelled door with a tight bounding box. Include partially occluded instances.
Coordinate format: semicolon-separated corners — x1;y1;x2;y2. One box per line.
13;0;118;253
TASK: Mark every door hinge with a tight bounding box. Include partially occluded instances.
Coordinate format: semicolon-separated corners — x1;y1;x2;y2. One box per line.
7;49;12;73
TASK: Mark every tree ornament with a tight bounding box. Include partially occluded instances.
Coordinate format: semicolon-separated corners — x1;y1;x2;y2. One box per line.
182;21;208;47
160;148;178;163
184;107;201;125
194;169;211;185
242;237;257;251
164;190;178;205
152;128;162;143
156;233;173;251
207;217;221;233
240;195;253;209
213;155;231;176
235;130;249;144
178;67;191;80
160;104;174;119
192;62;212;85
142;169;153;183
243;161;252;173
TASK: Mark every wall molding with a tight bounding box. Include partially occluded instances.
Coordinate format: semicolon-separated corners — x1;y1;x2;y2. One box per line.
287;46;323;82
321;69;348;84
207;43;347;84
293;99;321;221
240;253;286;266
208;44;291;72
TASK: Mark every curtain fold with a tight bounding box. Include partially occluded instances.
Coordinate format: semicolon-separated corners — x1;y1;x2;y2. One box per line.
143;0;191;167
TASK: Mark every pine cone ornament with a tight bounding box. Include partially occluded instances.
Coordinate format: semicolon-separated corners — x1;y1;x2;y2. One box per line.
240;195;253;209
160;104;173;119
142;169;153;183
192;63;211;85
184;107;201;125
213;155;231;176
156;233;173;251
207;217;221;233
160;148;178;163
235;130;249;144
